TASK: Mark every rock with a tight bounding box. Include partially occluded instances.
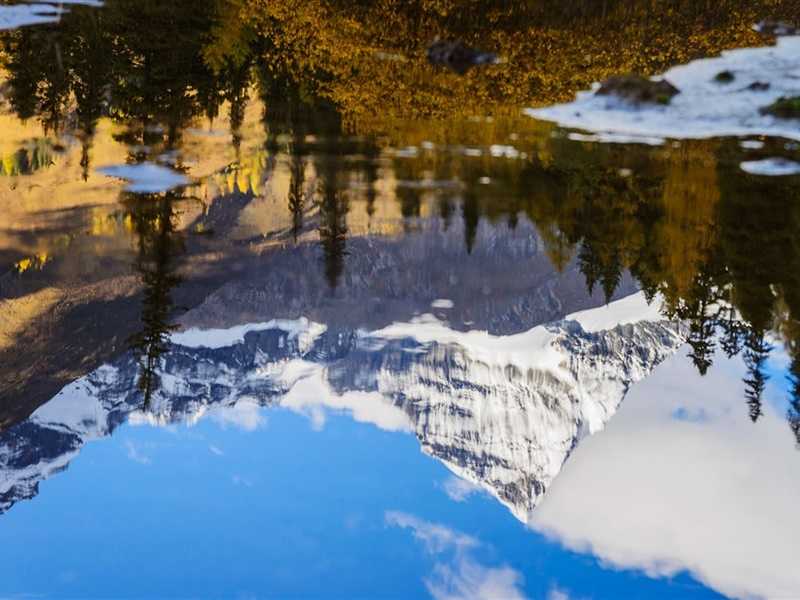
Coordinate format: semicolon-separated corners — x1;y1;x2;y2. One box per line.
595;75;680;105
755;20;798;37
714;70;735;83
747;81;771;91
427;39;497;75
761;96;800;119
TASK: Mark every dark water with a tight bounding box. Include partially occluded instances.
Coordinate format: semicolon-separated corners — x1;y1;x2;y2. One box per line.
0;1;799;598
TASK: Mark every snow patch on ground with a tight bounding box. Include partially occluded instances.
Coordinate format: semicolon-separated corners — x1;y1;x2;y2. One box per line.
97;163;189;193
567;132;666;146
740;157;800;175
0;1;101;31
527;36;800;142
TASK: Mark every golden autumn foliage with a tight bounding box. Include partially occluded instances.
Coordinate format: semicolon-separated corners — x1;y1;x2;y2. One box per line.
215;0;800;135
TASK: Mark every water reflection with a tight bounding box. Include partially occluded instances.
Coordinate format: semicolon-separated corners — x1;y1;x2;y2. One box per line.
1;10;799;434
0;291;681;517
1;1;800;597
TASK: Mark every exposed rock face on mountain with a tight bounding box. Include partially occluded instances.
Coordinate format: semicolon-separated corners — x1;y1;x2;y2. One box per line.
179;218;640;335
0;295;685;519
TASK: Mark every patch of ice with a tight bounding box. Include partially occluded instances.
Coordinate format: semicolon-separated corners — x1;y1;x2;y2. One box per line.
739;139;765;149
527;36;800;142
740;157;800;175
97;163;189;193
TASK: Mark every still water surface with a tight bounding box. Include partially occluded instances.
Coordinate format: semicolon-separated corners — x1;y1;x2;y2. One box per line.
0;1;799;598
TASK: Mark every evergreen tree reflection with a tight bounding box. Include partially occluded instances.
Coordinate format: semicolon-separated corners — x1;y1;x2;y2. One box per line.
788;359;800;447
125;191;185;409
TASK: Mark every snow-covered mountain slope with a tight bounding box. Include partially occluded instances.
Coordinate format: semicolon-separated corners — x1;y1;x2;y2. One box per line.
0;293;685;519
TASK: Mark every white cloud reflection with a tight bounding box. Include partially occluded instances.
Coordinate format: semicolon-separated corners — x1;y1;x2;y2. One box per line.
546;586;571;600
280;361;412;433
124;439;151;465
209;398;266;432
442;476;484;503
529;350;800;599
386;511;526;600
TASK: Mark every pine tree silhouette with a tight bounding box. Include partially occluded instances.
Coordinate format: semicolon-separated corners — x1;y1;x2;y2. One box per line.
743;330;771;423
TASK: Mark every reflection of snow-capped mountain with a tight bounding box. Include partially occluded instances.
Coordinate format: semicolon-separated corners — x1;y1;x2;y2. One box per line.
0;294;685;519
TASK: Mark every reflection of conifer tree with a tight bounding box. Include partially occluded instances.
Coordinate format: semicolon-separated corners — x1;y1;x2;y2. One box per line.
2;0;225;160
318;177;348;290
743;330;771;423
578;242;602;296
126;192;184;408
394;159;422;231
224;59;252;157
462;191;480;254
719;305;745;358
398;186;422;229
363;144;380;222
73;11;112;179
261;68;348;288
288;139;306;242
4;31;40;121
788;357;800;447
37;35;70;135
600;252;623;304
108;0;221;151
507;211;519;230
438;195;454;230
686;313;716;376
4;26;70;134
677;270;721;376
540;225;574;273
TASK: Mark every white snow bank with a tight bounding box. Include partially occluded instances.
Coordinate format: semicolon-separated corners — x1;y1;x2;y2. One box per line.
527;36;800;142
740;157;800;175
97;163;189;193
